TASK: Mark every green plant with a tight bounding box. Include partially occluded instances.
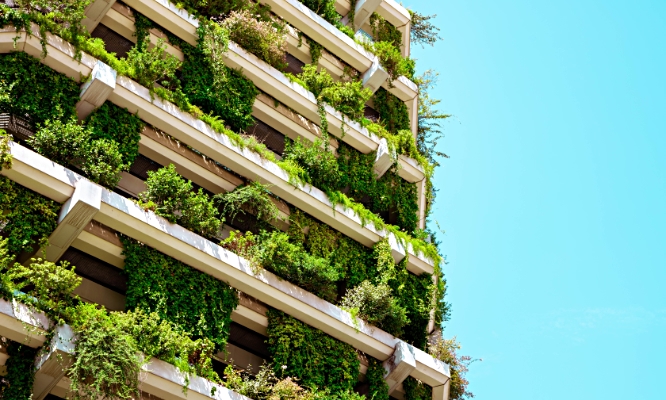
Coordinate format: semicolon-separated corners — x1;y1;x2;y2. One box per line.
366;357;389;400
121;236;239;352
428;334;476;400
68;303;143;400
372;88;411;133
126;39;182;91
409;11;442;48
403;377;431;400
138;164;221;237
0;176;59;255
300;0;339;26
0;340;39;399
85;102;144;168
340;280;408;336
369;41;415;81
116;308;220;382
214;181;282;226
267;309;360;395
251;230;340;302
369;13;402;48
180;22;259;132
0;129;12;170
282;137;340;192
31;118;125;188
221;10;287;70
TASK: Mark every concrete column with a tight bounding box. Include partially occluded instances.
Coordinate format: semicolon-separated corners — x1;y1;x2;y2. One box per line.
40;180;102;262
75;61;117;120
417;178;426;230
362;59;389;94
82;0;117;32
32;325;75;400
342;0;384;30
373;138;394;179
432;380;451;400
384;341;416;394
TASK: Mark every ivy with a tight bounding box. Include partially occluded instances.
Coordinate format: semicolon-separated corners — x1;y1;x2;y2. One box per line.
85;102;144;168
267;309;360;395
366;357;389;400
138;164;221;237
372;88;411;133
121;236;239;352
0;176;59;255
0;341;38;400
403;377;432;400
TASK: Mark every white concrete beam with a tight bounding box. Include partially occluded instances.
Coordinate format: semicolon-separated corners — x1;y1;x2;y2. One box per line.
76;61;117;120
362;59;390;94
342;0;383;31
0;298;50;348
384;341;416;394
373;138;394;179
32;325;75;400
82;0;117;32
417;178;426;231
407;96;418;138
41;180;102;262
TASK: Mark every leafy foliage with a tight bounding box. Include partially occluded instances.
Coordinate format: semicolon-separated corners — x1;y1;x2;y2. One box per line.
31;118;125;188
126;39;182;92
214;181;282;226
366;357;389;400
300;0;340;26
372;88;411;133
428;334;476;400
68;303;143;400
221;10;287;70
267;309;360;395
409;11;442;48
370;13;402;48
139;164;221;237
0;129;12;170
0;340;39;400
340;280;408;336
121;236;239;352
282;137;340;191
0;176;59;255
403;377;432;400
85;102;144;168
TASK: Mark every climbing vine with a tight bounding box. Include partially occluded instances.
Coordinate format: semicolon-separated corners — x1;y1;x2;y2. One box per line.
366;357;389;400
0;341;39;400
0;176;59;255
403;377;432;400
121;236;239;352
267;309;360;395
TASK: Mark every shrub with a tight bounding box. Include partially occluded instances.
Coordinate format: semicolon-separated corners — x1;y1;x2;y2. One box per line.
125;39;182;90
282;138;340;192
340;280;408;336
138;164;220;237
31;118;124;188
371;41;415;81
221;10;287;71
85;103;144;168
428;334;477;400
214;181;282;225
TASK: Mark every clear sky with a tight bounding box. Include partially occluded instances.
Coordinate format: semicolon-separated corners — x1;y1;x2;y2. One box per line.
405;0;666;398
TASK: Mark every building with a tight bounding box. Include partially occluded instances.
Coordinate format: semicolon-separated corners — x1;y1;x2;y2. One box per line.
0;0;453;399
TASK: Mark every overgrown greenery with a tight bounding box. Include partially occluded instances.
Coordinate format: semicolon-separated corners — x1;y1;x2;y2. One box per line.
214;181;282;226
428;333;476;399
221;10;287;71
121;236;239;352
0;176;59;255
267;309;360;395
139;164;220;237
0;340;39;400
366;358;389;400
409;11;442;48
403;377;432;400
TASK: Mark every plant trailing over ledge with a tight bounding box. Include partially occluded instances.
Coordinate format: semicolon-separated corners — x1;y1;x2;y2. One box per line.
221;10;288;71
267;309;360;396
0;176;59;255
428;333;477;400
214;181;282;226
31;118;125;188
121;236;239;352
0;340;39;399
138;164;221;237
366;357;390;400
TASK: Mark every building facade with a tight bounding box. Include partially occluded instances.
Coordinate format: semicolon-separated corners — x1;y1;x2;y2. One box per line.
0;0;453;399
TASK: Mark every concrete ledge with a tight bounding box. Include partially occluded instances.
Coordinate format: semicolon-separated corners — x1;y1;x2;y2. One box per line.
3;142;449;387
0;298;50;348
83;0;117;32
398;155;425;183
383;341;416;394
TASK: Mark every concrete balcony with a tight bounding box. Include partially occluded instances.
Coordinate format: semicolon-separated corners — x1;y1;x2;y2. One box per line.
1;142;450;394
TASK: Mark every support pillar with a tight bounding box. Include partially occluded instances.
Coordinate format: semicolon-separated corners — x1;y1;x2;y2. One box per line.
75;61;117;121
407;96;418;139
384;341;416;394
342;0;383;31
82;0;117;32
362;59;389;94
40;180;102;262
417;178;426;230
373;138;394;179
32;325;75;400
432;379;451;400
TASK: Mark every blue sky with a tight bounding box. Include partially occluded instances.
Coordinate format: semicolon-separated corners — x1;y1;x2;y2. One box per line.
405;0;666;398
